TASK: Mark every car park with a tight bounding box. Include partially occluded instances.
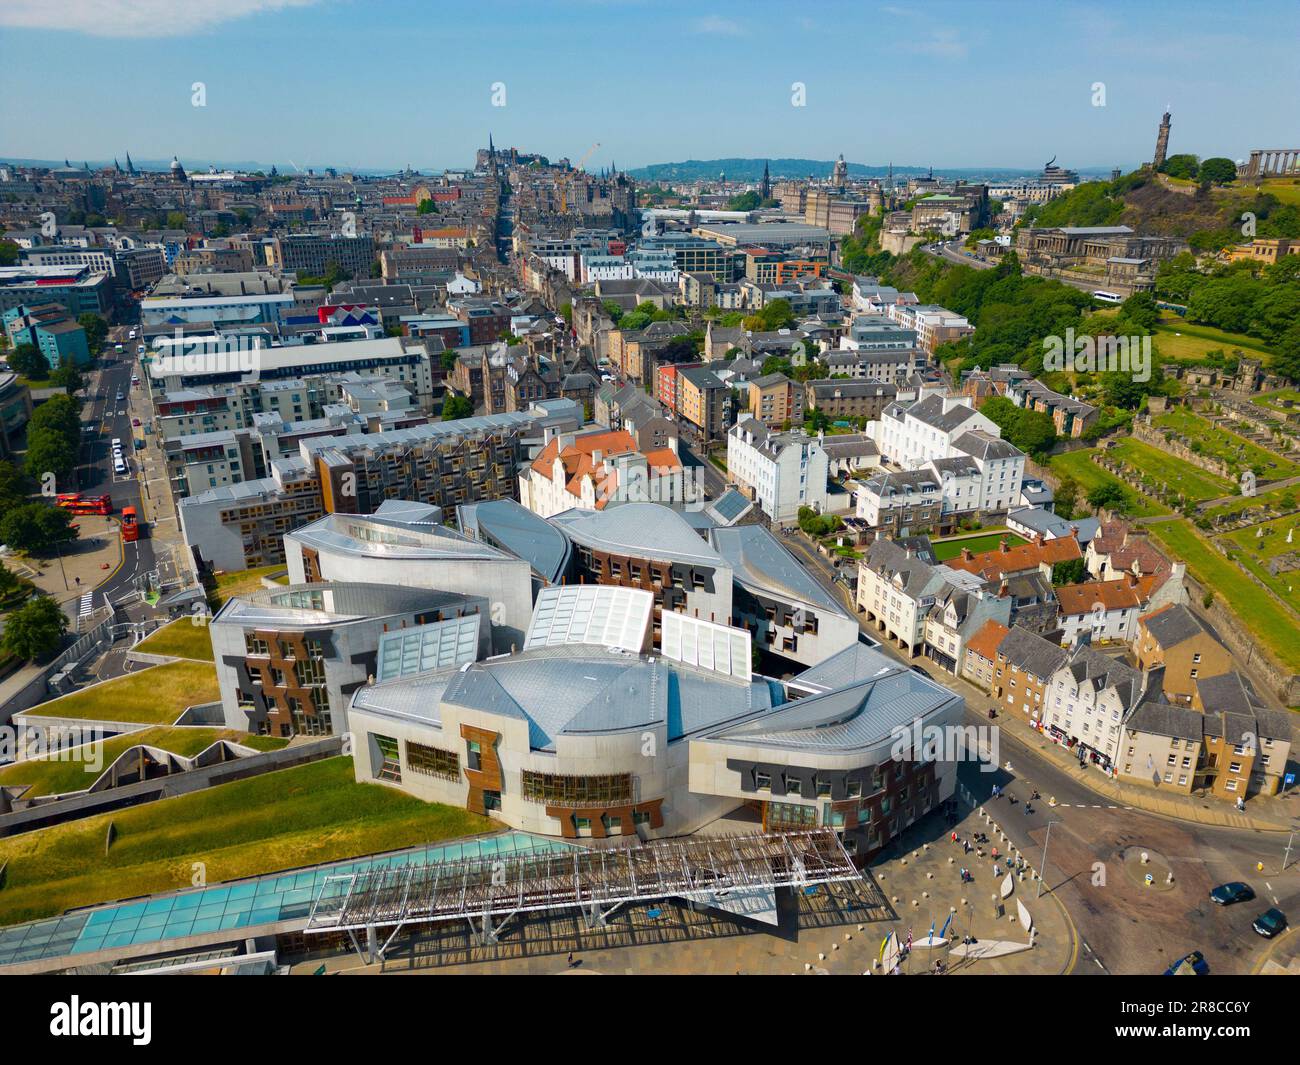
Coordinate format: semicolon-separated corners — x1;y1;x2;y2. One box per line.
1253;908;1287;938
1209;882;1255;905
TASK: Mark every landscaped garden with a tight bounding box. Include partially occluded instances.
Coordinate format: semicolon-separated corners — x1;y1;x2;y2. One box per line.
931;530;1027;561
0;726;246;800
0;757;496;926
132;617;216;661
20;660;221;726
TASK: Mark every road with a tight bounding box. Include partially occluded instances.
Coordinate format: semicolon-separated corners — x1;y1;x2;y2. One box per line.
921;241;1116;297
79;329;156;609
777;525;1300;974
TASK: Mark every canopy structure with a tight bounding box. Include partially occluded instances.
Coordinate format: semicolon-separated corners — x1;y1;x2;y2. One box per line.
305;829;860;962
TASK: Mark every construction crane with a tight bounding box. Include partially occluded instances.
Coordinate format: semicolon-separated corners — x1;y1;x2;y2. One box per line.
576;142;601;172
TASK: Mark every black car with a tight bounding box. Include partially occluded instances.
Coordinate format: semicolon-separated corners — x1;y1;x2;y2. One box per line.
1209;882;1255;905
1253;908;1287;938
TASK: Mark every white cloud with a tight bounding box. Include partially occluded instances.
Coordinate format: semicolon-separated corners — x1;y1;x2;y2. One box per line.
0;0;323;38
691;15;745;36
908;29;968;60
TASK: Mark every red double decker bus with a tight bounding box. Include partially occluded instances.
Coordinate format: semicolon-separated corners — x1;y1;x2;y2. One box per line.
121;505;140;542
56;493;113;516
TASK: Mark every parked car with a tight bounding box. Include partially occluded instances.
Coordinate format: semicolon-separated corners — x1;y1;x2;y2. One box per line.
1162;950;1209;976
1253;908;1287;938
1209;882;1255;905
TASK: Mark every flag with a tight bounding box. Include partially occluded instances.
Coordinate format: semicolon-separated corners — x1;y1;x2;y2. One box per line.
906;926;913;952
928;919;936;941
939;912;954;939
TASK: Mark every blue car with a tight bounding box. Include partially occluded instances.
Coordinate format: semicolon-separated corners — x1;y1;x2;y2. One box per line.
1163;951;1209;976
1253;909;1287;938
1209;882;1255;905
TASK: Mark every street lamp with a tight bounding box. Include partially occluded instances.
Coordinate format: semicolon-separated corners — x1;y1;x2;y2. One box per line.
1036;819;1061;899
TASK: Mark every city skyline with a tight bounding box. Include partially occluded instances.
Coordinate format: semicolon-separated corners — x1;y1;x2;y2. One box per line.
2;0;1297;174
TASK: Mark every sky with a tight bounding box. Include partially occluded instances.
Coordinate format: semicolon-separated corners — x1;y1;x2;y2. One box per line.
1;0;1297;175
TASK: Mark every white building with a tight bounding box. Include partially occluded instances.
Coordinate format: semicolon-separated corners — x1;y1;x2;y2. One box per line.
727;418;829;524
1042;643;1147;773
518;428;695;518
870;393;1024;513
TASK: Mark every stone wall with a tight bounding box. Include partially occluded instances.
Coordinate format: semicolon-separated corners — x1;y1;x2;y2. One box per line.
1132;419;1234;479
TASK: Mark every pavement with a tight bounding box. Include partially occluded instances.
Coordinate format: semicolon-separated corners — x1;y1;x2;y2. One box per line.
290;800;1073;976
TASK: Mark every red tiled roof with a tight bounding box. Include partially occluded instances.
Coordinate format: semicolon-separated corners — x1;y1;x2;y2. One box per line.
966;619;1010;663
945;535;1081;581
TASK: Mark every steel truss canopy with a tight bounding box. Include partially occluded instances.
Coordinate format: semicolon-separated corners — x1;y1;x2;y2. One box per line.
304;830;859;935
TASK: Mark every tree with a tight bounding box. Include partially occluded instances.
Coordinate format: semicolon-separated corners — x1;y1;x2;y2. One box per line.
1051;558;1087;586
1198;157;1237;185
0;239;19;267
8;343;49;380
742;299;795;332
1119;291;1159;331
441;393;473;421
1086;483;1129;511
416;198;438;214
1160;154;1200;181
440;348;459;372
0;596;67;662
30;394;82;450
0;502;76;554
77;313;108;354
50;364;85;393
24;432;76;483
1101;371;1159;410
1054;476;1080;521
980;396;1057;459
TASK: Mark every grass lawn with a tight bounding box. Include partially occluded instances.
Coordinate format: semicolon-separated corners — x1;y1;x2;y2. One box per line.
932;531;1027;561
1109;438;1234;502
132;618;216;661
1201;483;1300;525
236;735;291;753
0;757;496;926
1256;179;1300;207
1049;449;1170;518
1252;389;1300;415
0;726;241;800
21;660;220;726
1222;515;1300;616
1148;519;1300;672
1152;408;1300;481
1153;315;1273;363
209;564;287;607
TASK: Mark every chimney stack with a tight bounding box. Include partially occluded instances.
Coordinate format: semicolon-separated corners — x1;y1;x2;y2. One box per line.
999;537;1010;553
961;547;974;561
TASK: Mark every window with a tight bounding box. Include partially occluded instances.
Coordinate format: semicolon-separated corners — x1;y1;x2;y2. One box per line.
467;739;482;772
483;790;502;813
372;734;401;783
407;742;459;780
520;771;633;807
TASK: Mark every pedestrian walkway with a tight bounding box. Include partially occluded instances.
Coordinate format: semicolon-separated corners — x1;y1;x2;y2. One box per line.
962;667;1298;833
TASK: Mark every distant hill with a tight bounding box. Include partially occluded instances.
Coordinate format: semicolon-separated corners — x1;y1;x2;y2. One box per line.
627;158;1109;184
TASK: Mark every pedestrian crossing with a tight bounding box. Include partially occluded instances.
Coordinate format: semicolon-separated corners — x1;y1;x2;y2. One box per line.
78;591;95;618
